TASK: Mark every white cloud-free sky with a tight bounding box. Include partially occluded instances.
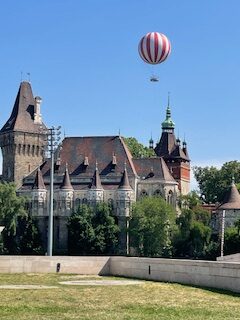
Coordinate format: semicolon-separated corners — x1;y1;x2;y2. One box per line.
0;1;240;190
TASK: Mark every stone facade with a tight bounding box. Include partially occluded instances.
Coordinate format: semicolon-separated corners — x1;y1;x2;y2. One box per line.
0;81;190;254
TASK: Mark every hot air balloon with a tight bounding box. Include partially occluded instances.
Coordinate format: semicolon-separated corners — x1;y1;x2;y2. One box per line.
138;32;171;82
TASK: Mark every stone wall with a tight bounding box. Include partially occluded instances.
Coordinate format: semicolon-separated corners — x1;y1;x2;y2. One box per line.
0;256;110;275
0;256;239;294
110;257;240;293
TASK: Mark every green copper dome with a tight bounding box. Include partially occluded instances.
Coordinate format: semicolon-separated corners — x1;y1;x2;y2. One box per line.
161;106;175;129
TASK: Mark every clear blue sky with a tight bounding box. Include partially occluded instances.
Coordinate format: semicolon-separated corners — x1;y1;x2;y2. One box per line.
0;1;240;188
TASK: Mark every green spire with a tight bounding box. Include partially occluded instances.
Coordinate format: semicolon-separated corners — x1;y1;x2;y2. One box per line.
161;99;175;130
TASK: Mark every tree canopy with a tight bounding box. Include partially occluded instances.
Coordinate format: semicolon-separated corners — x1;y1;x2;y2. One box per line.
123;137;155;158
129;196;176;257
193;161;240;203
68;203;119;255
0;182;43;254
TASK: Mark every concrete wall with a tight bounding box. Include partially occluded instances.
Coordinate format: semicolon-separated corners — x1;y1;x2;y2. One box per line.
110;257;240;293
217;253;240;262
0;256;240;294
0;256;110;275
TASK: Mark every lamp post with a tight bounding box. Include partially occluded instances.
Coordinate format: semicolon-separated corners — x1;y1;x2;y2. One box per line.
47;126;61;256
220;210;225;258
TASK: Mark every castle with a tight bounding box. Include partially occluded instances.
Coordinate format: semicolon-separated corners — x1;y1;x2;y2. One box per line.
0;81;190;254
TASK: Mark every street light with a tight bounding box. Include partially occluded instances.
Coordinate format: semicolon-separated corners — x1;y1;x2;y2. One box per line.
47;126;61;256
220;210;225;258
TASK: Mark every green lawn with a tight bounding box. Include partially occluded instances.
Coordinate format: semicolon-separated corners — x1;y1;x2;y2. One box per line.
0;274;239;319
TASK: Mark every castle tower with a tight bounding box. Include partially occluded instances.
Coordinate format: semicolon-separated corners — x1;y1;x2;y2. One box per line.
0;81;47;188
154;103;190;195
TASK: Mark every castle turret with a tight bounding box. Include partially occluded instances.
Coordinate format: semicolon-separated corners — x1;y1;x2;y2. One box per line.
88;162;104;203
32;167;47;204
59;164;74;209
116;165;133;255
0;81;47;188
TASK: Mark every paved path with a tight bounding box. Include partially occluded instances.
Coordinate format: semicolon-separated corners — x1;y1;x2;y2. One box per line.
0;285;58;289
59;279;143;286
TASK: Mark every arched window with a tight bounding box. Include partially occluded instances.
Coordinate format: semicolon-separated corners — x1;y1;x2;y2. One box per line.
82;198;88;205
167;190;174;206
154;189;162;197
140;190;148;197
75;198;81;208
108;198;114;209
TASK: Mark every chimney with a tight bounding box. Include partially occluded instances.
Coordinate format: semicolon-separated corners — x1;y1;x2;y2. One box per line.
34;96;42;124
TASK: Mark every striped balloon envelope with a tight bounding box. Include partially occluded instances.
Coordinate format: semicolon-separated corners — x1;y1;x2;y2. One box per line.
138;32;171;65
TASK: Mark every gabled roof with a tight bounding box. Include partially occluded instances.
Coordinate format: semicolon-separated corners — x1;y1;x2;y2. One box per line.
32;168;46;190
0;81;46;133
61;165;73;190
218;182;240;210
133;157;176;183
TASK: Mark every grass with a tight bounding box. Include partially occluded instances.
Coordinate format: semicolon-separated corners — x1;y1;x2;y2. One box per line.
0;274;239;319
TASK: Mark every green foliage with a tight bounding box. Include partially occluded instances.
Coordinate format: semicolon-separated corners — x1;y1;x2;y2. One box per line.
0;182;27;235
193;161;240;203
68;203;119;255
123;137;155;158
130;196;176;257
174;207;212;259
224;222;240;255
0;182;43;254
179;191;202;210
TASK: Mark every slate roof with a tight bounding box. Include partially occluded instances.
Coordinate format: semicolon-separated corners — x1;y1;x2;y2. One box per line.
154;132;176;157
90;166;103;189
21;136;137;189
32;168;46;190
119;167;131;189
0;81;47;133
218;182;240;210
133;157;176;183
61;165;73;190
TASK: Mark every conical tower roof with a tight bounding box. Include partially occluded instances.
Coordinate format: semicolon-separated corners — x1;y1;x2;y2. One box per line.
0;81;46;133
119;166;132;190
32;168;46;190
61;164;73;190
218;179;240;210
90;163;103;189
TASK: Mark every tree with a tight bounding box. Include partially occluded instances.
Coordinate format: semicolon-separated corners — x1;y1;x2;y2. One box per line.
223;218;240;255
173;207;212;259
179;191;202;210
68;203;119;255
129;196;176;257
0;182;43;254
193;161;240;203
123;137;155;158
